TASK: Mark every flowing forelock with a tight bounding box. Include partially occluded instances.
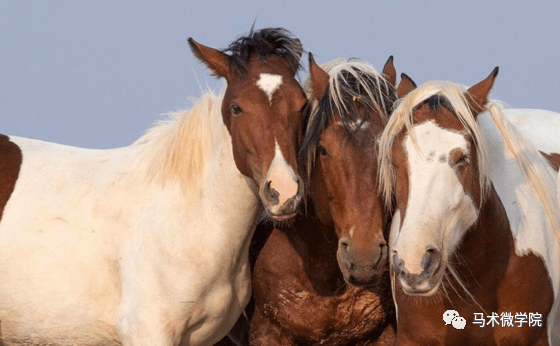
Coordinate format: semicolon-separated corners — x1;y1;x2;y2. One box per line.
299;58;396;180
378;81;490;209
378;81;560;245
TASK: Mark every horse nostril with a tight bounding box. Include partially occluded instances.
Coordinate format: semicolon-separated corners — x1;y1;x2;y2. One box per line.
425;246;438;254
392;253;405;274
263;180;279;204
421;246;441;275
296;177;304;197
378;242;387;256
339;239;350;253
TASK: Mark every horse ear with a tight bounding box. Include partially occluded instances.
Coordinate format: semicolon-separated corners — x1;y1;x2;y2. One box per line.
381;56;397;88
188;38;230;79
397;73;417;99
308;53;330;100
467;67;499;115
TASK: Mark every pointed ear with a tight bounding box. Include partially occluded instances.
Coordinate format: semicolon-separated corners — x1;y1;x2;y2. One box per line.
381;56;397;88
397;73;417;99
188;38;230;79
308;53;330;100
467;67;499;115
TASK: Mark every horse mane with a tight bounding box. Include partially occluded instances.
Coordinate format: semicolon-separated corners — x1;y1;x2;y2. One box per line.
378;81;560;245
224;27;303;77
134;89;227;202
299;58;396;180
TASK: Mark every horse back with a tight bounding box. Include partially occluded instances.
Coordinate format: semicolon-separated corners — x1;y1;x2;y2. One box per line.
0;135;139;344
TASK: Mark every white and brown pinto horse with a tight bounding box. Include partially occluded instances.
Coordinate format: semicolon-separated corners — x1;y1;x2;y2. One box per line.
0;28;307;345
379;70;560;345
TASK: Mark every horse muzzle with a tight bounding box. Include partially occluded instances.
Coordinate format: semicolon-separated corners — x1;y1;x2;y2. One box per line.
337;236;388;286
260;176;304;221
392;246;444;296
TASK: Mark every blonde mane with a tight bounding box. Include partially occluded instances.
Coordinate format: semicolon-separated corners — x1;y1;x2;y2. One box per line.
378;81;560;245
301;58;394;179
134;90;227;201
306;58;393;123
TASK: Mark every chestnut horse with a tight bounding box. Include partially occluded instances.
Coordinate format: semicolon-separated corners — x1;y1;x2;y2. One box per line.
0;28;306;345
248;55;398;345
379;69;560;345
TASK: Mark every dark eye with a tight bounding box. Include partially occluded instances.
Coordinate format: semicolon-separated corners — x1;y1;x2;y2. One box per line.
318;144;328;157
456;154;469;165
231;104;242;115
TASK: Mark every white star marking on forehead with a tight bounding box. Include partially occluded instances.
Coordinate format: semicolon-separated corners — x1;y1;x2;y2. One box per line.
257;73;283;103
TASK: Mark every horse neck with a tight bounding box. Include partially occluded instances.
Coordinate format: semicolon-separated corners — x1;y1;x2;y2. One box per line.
135;95;261;260
207;129;260;227
286;199;394;328
274;199;338;293
452;185;514;292
193;121;261;256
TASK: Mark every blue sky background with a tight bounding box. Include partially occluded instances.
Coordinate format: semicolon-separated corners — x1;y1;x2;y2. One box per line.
2;1;559;149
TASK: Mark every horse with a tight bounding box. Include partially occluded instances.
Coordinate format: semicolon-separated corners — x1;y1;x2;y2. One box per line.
248;55;398;345
378;69;560;345
0;27;307;346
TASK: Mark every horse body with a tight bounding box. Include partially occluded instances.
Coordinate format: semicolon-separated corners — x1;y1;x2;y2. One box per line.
0;93;260;345
381;73;560;345
250;57;397;345
0;27;307;345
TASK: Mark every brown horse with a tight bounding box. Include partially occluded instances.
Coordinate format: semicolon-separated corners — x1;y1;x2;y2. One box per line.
189;27;307;222
248;55;398;345
378;70;560;345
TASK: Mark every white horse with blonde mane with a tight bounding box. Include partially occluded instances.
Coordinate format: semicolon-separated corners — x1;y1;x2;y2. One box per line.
380;69;560;345
0;92;260;346
0;28;308;346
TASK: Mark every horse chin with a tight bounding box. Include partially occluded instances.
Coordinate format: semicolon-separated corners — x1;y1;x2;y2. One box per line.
398;271;444;297
260;208;298;229
269;212;297;221
343;272;383;287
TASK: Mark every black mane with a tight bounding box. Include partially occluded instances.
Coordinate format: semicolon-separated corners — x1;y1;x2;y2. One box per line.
298;63;396;173
223;27;303;77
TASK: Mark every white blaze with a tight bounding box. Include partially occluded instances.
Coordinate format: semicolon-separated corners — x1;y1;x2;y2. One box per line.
257;73;283;103
266;140;298;211
393;120;479;274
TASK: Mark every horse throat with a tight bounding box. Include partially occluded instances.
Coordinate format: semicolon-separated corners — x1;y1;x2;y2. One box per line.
451;185;513;292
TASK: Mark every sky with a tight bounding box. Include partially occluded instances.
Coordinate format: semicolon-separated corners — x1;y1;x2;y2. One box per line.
2;0;559;149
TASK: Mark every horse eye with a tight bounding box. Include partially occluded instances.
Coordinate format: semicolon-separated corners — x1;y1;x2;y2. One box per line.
318;144;328;157
231;104;242;115
456;154;469;166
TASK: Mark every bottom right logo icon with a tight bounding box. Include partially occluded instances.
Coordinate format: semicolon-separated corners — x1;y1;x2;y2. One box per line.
444;310;466;330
